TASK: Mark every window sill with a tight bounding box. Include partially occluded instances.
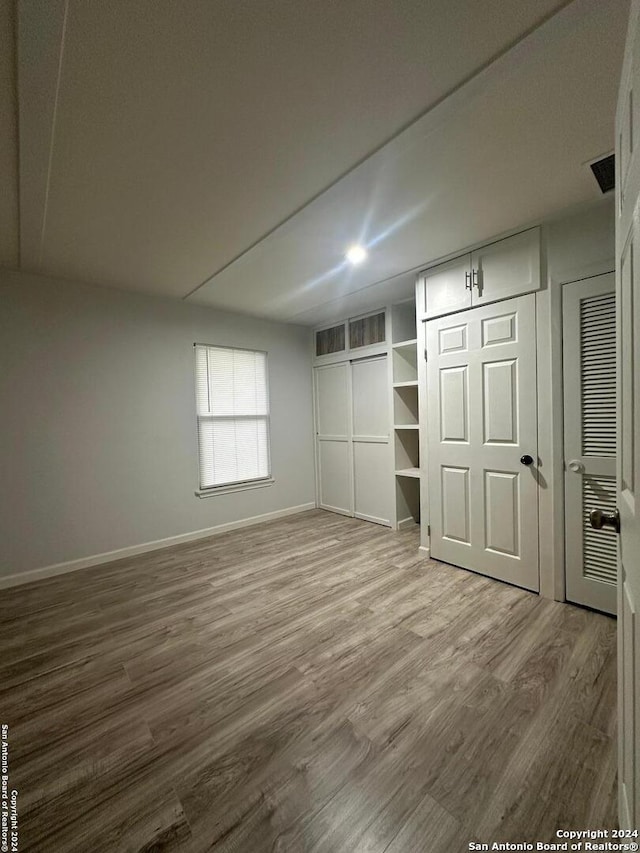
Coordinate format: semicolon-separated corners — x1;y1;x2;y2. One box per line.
195;478;275;498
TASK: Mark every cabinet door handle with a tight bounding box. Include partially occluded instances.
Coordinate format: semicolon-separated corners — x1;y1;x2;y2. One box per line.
465;271;472;291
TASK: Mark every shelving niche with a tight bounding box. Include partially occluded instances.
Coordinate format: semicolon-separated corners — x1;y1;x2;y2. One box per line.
390;299;420;529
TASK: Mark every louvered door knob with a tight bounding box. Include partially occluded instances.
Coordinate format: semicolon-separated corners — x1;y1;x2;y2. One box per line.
520;454;534;466
590;509;620;533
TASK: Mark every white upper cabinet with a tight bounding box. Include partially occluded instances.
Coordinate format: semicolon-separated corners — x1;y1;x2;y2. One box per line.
421;254;472;320
419;227;541;320
471;228;541;305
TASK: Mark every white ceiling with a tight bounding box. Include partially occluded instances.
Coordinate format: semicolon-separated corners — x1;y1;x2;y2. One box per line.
1;0;629;325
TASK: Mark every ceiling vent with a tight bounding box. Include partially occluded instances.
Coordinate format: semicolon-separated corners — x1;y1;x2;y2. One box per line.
590;154;615;194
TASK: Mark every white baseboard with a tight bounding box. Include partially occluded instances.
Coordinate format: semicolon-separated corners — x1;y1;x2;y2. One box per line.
418;545;431;556
355;512;392;527
0;502;316;590
397;517;419;531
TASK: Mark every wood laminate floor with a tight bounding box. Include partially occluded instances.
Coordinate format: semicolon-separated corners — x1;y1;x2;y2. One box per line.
0;510;617;852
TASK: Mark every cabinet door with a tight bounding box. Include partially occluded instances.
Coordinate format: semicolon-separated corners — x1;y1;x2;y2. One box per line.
423;254;472;319
471;227;541;306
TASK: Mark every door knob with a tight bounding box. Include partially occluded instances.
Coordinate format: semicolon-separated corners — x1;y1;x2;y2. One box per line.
590;508;620;533
568;459;585;473
520;454;534;466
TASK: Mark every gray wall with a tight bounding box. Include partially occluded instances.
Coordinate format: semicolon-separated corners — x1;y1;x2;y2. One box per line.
545;197;615;281
0;270;315;578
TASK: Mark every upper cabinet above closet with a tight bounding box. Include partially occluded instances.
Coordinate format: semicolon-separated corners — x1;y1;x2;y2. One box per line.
314;309;387;364
417;226;542;320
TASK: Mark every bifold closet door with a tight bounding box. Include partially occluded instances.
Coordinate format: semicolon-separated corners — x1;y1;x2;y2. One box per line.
315;362;353;516
351;356;391;526
426;294;539;591
563;273;616;615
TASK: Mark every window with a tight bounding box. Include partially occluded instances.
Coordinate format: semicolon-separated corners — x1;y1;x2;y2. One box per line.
194;344;271;492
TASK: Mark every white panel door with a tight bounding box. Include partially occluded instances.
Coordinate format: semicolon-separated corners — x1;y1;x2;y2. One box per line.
563;274;616;614
351;356;391;526
471;227;541;305
315;362;353;516
423;254;472;320
615;5;640;827
427;294;539;591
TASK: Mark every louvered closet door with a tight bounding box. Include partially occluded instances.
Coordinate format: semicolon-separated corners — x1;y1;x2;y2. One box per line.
563;274;617;614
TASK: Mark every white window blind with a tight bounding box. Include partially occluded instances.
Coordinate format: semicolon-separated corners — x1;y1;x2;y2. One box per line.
194;344;270;490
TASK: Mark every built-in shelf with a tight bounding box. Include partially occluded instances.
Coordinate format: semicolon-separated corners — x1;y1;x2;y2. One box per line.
392;344;418;384
390;298;420;530
395;468;420;479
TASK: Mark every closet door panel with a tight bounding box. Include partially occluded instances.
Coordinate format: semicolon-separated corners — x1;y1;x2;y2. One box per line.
352;357;389;437
315;363;353;516
351;356;391;526
353;442;392;526
318;440;352;515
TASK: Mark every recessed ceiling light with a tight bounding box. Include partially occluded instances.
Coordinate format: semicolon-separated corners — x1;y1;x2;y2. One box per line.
345;245;367;265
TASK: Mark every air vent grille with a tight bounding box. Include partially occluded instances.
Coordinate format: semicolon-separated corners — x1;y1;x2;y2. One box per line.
590;154;615;194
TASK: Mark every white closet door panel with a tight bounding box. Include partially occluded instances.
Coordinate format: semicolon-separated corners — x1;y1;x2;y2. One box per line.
352;357;388;438
424;254;472;320
439;367;469;443
441;465;471;544
315;362;353;516
351;355;391;526
316;363;350;436
484;470;520;556
482;359;518;444
353;442;392;525
563;274;616;615
481;310;517;346
471;228;541;305
427;294;538;591
318;440;352;515
438;323;468;354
